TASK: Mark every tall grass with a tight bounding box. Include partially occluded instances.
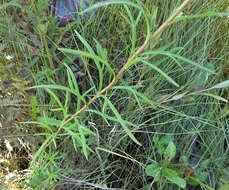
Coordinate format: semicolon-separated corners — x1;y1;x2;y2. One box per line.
0;0;228;189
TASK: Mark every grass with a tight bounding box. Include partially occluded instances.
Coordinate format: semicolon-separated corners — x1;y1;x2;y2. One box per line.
0;0;229;189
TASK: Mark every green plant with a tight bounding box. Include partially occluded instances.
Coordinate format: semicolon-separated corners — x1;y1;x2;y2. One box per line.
27;151;65;190
146;136;219;190
0;0;228;189
146;135;186;189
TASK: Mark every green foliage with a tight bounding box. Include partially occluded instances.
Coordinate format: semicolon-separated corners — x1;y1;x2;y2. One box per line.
219;185;229;190
30;96;40;120
27;151;64;189
146;136;186;189
0;0;228;189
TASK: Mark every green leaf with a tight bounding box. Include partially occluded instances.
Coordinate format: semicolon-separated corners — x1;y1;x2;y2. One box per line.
159;135;174;145
162;168;186;188
180;155;189;166
212;80;229;89
44;88;64;111
58;48;115;77
162;167;178;177
39;117;62;127
200;159;210;168
153;135;159;144
64;63;81;95
144;51;216;74
188;176;214;190
31;136;53;165
141;60;179;87
102;96;141;146
112;85;156;109
78;125;89;160
75;31;104;91
64;63;84;110
0;1;24;10
170;11;229;24
31;85;76;97
164;141;176;161
157;144;165;156
123;5;137;56
146;163;161;177
218;184;229;190
30;96;40;120
199;172;208;182
171;92;188;100
198;93;228;103
79;0;141;15
96;147;143;166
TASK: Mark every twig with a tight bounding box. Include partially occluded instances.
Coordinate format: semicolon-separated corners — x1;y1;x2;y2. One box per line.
44;0;191;150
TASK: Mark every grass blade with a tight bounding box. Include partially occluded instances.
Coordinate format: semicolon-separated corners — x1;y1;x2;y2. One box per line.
58;48;115;77
102;96;141;146
142;60;180;87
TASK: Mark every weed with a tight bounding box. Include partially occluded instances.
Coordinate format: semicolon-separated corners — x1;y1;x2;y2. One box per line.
0;0;228;189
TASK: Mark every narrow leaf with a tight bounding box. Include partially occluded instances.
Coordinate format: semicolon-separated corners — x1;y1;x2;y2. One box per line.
171;92;188;100
212;80;229;89
102;96;141;146
142;60;179;87
58;48;115;77
79;0;141;15
199;93;228;103
144;51;216;74
170;12;229;24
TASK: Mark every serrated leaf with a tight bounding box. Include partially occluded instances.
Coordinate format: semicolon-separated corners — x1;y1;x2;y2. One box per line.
30;96;40;119
39;117;62;127
212;80;229;89
78;125;89;160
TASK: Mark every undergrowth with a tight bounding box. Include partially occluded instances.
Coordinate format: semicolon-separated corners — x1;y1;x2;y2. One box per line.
0;0;229;189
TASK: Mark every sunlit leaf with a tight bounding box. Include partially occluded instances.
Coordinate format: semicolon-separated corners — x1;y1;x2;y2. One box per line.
198;93;228;103
142;60;179;87
171;92;188;100
170;11;229;24
164;141;176;161
146;163;161;177
162;168;186;188
212;80;229;89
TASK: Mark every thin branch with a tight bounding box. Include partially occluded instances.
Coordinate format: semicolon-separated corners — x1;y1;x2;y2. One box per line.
44;0;191;150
